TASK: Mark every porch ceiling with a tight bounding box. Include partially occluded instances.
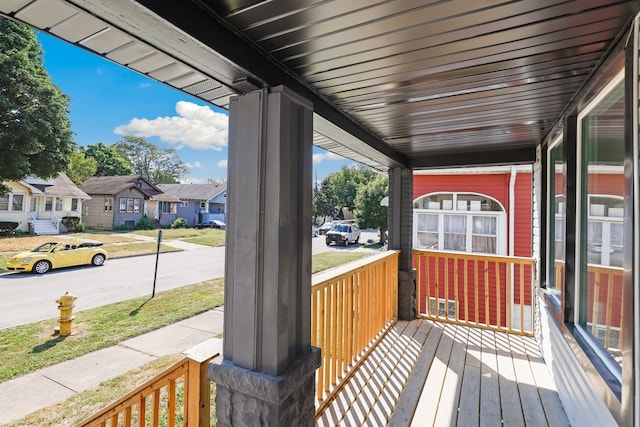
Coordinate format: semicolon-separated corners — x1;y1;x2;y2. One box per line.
3;0;639;172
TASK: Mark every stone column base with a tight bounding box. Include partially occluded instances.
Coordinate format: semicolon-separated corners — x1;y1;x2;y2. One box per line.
398;269;416;320
209;347;321;427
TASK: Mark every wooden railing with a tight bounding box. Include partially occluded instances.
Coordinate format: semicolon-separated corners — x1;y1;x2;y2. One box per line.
586;264;624;350
77;348;219;427
312;250;399;414
413;249;536;335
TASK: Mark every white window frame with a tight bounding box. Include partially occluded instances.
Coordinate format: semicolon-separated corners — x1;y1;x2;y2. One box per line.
413;192;507;255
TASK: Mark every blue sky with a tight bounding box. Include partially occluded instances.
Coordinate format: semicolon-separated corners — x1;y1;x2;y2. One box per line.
38;33;354;184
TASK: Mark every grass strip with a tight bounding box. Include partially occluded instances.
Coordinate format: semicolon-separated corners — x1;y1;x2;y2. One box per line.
312;251;370;273
0;279;224;383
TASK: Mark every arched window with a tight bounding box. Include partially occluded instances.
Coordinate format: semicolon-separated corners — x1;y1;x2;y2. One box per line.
413;192;507;255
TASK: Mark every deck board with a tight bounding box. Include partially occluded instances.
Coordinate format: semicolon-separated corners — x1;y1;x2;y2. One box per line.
316;319;569;427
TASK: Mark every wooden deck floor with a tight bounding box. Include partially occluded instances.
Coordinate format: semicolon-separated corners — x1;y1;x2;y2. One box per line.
316;319;570;427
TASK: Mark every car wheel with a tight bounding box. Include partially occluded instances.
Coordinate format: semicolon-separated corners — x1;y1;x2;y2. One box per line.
33;260;51;274
92;254;106;266
355;237;360;244
344;240;349;247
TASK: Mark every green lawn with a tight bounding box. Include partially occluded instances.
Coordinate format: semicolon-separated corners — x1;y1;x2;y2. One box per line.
0;279;224;383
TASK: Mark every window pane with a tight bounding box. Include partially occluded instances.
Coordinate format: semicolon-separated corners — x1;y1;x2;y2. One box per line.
444;215;466;251
127;198;134;213
134;199;141;213
12;195;24;211
579;76;624;371
45;198;52;211
548;141;566;302
0;196;8;211
472;216;496;254
119;198;127;212
416;213;438;249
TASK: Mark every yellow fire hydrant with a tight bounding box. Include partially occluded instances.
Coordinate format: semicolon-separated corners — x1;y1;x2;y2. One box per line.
55;292;77;336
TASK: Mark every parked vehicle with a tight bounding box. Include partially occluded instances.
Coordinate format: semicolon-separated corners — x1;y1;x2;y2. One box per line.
318;221;336;235
6;241;108;274
326;223;361;246
194;219;226;229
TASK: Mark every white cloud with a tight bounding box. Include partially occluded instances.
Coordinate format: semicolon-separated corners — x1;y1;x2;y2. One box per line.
114;101;228;150
217;160;228;169
313;152;344;164
187;160;203;169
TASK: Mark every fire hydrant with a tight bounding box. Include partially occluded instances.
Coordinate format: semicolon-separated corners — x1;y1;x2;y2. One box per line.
55;292;77;336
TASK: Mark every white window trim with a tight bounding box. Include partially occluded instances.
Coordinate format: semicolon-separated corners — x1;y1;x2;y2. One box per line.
413;192;507;255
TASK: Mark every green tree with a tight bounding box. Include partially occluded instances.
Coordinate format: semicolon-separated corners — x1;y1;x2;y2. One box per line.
0;18;74;195
66;149;97;185
114;136;189;184
323;166;377;213
316;165;378;220
354;175;389;244
85;142;132;176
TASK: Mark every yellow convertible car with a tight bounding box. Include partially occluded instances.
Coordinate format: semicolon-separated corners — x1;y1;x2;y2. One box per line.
6;241;108;274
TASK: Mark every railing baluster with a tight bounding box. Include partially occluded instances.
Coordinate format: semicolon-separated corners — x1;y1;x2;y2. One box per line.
605;273;613;348
592;271;601;337
496;261;501;329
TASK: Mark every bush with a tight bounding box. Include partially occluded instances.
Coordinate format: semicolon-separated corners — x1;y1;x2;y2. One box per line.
61;216;81;232
136;217;156;230
171;217;186;229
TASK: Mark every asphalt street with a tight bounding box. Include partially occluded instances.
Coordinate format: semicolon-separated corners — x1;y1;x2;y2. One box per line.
0;230;379;329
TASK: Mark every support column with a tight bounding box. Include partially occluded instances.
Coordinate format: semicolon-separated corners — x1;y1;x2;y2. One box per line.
388;167;416;320
210;86;321;427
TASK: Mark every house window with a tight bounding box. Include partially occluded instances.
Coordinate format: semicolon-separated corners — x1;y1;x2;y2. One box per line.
104;198;113;212
159;201;172;214
71;198;79;211
547;136;565;303
414;192;506;255
11;194;24;211
0;194;25;212
45;197;53;211
181;201;189;208
55;197;62;211
200;201;206;209
119;198;141;213
577;70;624;375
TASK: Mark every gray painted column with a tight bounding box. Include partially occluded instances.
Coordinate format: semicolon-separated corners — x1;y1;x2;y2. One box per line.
388;167;416;320
210;86;321;426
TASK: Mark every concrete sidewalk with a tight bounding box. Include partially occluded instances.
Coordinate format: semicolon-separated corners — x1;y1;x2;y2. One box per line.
0;307;224;425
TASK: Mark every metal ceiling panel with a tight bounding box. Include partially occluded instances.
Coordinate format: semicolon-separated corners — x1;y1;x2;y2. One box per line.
105;41;155;66
14;0;77;29
80;27;132;54
127;51;174;75
0;0;31;14
49;11;107;43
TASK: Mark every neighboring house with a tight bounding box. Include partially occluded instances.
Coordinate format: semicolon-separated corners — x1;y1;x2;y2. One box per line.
0;173;90;235
80;175;180;230
413;166;533;258
157;183;227;226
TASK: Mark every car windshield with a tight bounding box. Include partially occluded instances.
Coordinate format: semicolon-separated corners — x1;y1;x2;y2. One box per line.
336;225;350;232
32;242;58;252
